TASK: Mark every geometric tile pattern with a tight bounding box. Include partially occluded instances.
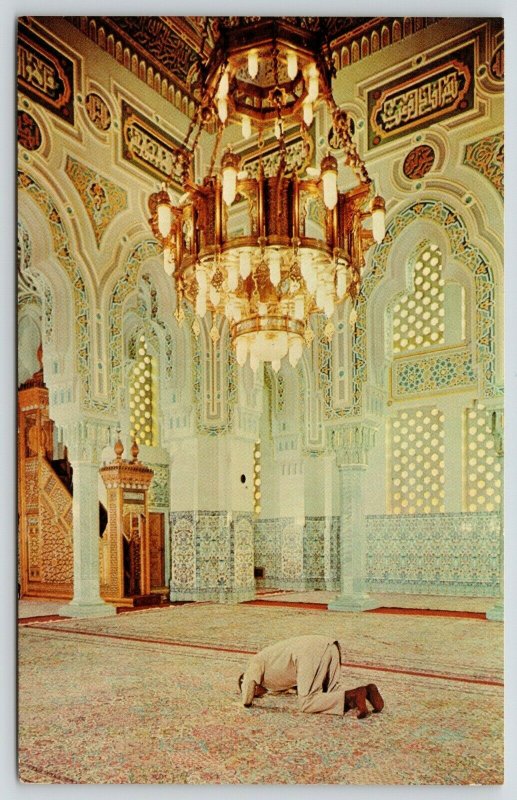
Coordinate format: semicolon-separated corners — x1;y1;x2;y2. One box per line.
365;511;502;596
392;347;476;398
255;516;340;590
169;511;254;602
148;464;170;508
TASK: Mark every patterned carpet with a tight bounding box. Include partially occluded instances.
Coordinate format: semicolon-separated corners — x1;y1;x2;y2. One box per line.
18;603;503;785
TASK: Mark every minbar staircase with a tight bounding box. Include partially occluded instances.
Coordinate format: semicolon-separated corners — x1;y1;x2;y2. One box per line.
17;367;107;600
18;361;167;607
18;367;74;600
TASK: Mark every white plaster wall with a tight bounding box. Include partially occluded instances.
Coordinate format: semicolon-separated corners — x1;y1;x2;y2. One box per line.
303;455;336;517
168;434;255;512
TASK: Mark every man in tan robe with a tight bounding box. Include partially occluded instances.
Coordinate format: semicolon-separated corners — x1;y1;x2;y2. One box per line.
239;634;384;717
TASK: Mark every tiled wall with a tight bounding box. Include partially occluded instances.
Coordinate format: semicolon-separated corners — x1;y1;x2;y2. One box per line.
365;512;502;596
254;516;340;591
169;510;255;603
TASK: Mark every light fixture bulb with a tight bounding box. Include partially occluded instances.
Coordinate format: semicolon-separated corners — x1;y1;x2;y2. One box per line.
336;269;346;299
222;150;240;206
222;165;237;206
288;338;303;367
241;115;252;139
268;250;281;286
216;68;229;99
239;250;252;279
195;268;207;291
307;73;319;102
248;51;259;79
323;294;335;318
217;97;228;123
209;285;220;306
157;202;172;238
196;290;207;317
371;196;386;243
227;264;239;291
286;51;298;80
303;100;313;126
321;154;338;210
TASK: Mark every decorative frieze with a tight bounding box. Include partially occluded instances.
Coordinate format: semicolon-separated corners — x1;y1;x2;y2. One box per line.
392;347;477;399
18;21;75;124
367;42;475;149
122;101;189;189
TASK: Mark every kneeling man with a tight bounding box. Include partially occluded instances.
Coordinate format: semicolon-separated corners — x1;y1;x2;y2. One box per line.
239;634;384;718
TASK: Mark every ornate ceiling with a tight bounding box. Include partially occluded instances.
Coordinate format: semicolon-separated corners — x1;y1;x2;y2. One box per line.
66;16;441;118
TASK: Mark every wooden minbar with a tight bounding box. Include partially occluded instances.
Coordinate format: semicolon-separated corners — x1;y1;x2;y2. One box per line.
17;347;73;599
99;439;158;607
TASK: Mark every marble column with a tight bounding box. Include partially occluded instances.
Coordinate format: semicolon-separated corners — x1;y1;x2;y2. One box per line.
328;423;380;612
58;422;116;618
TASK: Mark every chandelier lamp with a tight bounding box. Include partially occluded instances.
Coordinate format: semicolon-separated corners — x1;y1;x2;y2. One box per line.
148;18;386;371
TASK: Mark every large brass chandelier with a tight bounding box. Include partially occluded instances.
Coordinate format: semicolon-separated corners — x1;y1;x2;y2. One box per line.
148;18;385;371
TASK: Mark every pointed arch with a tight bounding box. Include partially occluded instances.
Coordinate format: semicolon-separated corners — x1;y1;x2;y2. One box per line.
17;170;93;405
362;200;500;400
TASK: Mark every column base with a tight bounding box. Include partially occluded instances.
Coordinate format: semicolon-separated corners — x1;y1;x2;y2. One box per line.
328;593;380;612
486;600;504;622
58;599;117;618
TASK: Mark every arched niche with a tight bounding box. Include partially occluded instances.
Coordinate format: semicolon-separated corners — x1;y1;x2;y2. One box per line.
361;199;500;400
18;170;94;407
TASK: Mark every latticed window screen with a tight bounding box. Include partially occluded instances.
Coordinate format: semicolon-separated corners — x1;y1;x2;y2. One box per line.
129;335;156;446
464;404;502;512
253;439;261;515
392;244;445;353
390;407;445;514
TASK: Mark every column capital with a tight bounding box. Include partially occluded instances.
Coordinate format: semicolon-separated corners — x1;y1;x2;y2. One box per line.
62;418;114;464
329;421;377;468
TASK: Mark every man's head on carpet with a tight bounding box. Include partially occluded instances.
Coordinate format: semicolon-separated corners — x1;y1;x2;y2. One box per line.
238;673;267;699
